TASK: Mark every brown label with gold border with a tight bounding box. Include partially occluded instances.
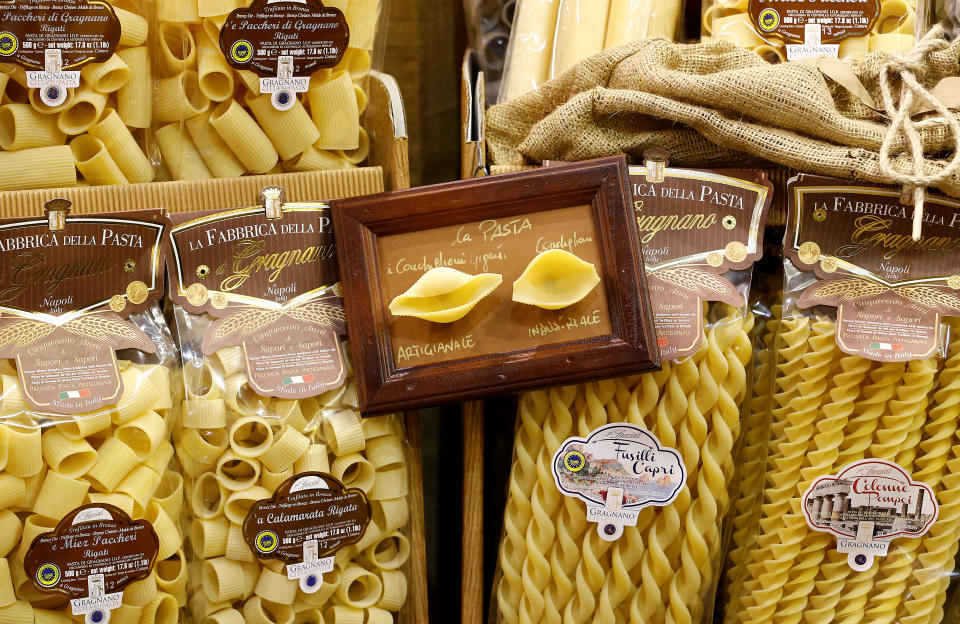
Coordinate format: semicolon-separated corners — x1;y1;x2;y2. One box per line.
0;0;120;70
24;504;159;598
243;472;371;564
0;210;165;414
167;204;347;397
786;175;960;361
629;167;772;359
746;0;880;44
218;0;348;77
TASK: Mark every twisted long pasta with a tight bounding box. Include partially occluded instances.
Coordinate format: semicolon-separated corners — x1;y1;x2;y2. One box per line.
495;303;751;624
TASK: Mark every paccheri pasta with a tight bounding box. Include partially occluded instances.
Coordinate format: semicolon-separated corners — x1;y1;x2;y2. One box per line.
166;202;413;624
723;175;960;624
701;0;930;62
0;0;156;190
155;0;382;179
0;207;181;623
499;0;683;101
492;164;771;624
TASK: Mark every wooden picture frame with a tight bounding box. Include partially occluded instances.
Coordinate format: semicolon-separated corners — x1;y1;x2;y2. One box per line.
332;155;659;414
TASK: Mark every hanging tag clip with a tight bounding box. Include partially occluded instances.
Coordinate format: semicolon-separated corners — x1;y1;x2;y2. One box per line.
260;186;285;220
642;148;669;183
44;198;71;232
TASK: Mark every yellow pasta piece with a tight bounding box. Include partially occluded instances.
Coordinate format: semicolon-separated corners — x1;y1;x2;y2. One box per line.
192;472;227;519
198;0;241;17
502;0;561;100
224;486;270;524
193;517;229;559
204;557;247;602
157;22;197;76
336;47;372;81
144;443;176;477
87;492;135;517
255;567;298;604
115;465;162;516
260;466;293;492
335;566;382;608
141;591;179;624
550;0;611;78
364;435;404;469
152;470;184;521
0;601;31;624
324;605;364;624
216;450;261;491
16;514;55;562
331;453;376;492
389;267;502;323
86;437;139;491
0;512;21;558
57;410;111;440
323;410;364;455
345;0;380;49
116;47;152;128
0;476;23;511
56;85;107;135
203;608;245;624
284;146;352;172
115;410;166;458
183;398;229;429
115;6;149;46
209;100;279;174
156;70;210;123
293;443;330;474
309;71;359;150
512;248;599;309
70;135;128;185
0;145;76;191
6;426;42;478
247;94;319;161
336;126;369;164
375;569;406;611
157;122;214;181
155;550;188;594
224;522;253;562
80;54;131;93
145;502;181;560
39;429;96;478
87;108;154;183
125;575;158;606
195;27;235;102
17;469;45;511
115;367;160;423
0;559;13;608
365;531;410;570
261;427;310;473
0;103;65;150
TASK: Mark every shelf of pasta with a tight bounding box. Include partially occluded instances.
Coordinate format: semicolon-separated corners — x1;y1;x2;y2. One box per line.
500;0;683;101
722;175;960;624
154;0;385;181
701;0;929;62
166;202;423;624
0;0;157;191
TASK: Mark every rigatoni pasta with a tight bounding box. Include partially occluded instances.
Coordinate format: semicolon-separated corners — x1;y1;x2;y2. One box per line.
0;0;155;189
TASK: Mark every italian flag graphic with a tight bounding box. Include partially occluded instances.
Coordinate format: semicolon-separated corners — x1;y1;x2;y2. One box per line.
282;374;314;386
869;342;903;351
59;389;91;399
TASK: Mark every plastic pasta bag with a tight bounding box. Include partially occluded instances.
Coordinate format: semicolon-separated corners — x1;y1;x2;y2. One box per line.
723;174;960;624
499;0;683;102
154;0;388;180
0;0;157;190
0;205;182;624
491;161;772;624
701;0;931;62
166;200;414;624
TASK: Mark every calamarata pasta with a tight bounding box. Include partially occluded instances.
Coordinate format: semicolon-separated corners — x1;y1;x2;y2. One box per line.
167;203;413;624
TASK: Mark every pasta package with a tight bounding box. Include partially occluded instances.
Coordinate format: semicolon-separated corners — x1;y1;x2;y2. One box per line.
498;0;683;102
166;201;415;624
0;0;156;190
724;174;960;624
702;0;930;63
155;0;386;180
0;203;182;623
491;161;772;624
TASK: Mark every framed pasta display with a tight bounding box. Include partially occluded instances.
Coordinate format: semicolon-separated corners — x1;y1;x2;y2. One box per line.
331;155;660;414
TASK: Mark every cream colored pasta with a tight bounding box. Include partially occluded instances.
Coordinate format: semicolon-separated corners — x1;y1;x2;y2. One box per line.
156;122;213;181
177;339;413;622
158;0;378;179
0;0;153;188
0;343;181;623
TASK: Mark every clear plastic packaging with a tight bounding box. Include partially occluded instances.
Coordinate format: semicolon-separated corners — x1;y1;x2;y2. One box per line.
0;303;182;622
723;177;960;624
702;0;930;63
498;0;683;102
0;0;157;190
154;0;389;180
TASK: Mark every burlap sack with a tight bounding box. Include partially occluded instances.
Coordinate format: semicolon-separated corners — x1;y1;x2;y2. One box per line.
486;34;960;197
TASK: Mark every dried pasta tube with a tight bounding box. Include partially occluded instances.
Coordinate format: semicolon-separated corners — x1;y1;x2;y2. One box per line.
0;145;76;190
56;86;107;135
116;47;152;128
501;0;561;101
79;54;131;93
246;94;319;160
550;0;611;78
195;28;235;102
0;103;65;150
88;108;154;183
70;135;128;185
156;122;213;180
209;100;278;174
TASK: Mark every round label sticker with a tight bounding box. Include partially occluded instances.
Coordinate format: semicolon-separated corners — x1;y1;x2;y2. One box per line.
0;33;17;56
758;8;780;31
563;451;585;472
230;40;254;63
255;530;279;554
36;563;60;588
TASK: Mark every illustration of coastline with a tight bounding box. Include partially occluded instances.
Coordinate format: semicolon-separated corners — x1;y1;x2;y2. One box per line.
555;442;678;506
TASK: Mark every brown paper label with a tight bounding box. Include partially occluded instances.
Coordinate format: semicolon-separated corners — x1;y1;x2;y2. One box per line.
747;0;880;44
628;167;772;359
167;204;347;397
786;175;960;361
0;0;120;70
219;0;348;77
0;211;165;413
243;472;371;564
24;504;159;598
